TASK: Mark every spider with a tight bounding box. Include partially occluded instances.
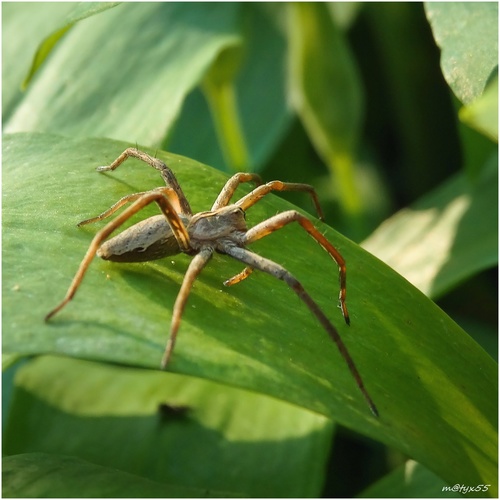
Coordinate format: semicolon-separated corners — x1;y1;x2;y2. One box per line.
45;148;378;417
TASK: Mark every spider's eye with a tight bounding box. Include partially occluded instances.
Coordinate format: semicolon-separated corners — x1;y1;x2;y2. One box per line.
234;207;246;219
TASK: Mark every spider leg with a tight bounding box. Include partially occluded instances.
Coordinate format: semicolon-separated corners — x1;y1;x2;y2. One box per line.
223;244;378;417
211;173;262;210
210;174;260;283
243;210;349;325
96;148;192;215
161;247;213;368
223;266;253;286
45;190;191;321
78;187;183;227
236;181;324;220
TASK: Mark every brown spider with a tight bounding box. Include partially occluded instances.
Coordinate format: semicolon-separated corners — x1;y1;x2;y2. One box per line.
45;148;378;417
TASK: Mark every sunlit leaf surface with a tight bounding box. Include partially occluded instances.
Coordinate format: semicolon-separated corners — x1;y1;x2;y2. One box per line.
3;133;497;495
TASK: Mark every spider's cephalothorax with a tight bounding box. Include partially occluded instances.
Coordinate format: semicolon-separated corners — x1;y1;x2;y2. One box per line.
45;148;378;417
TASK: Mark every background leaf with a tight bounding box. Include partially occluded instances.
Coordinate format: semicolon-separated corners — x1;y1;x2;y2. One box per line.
358;460;461;498
2;2;76;119
459;76;499;142
21;3;120;89
362;153;498;299
4;3;289;173
4;356;330;498
424;2;498;105
5;3;242;146
3;452;239;498
3;133;497;495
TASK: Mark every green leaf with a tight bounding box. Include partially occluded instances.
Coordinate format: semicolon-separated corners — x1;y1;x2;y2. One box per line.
287;3;362;161
2;3;77;120
425;3;498;105
362;154;498;299
2;353;22;371
3;452;239;498
21;3;120;89
4;356;330;497
4;4;290;173
5;3;242;146
359;460;461;498
460;76;498;142
3;133;497;496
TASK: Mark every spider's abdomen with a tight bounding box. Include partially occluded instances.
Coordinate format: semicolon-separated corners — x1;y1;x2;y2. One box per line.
97;214;189;262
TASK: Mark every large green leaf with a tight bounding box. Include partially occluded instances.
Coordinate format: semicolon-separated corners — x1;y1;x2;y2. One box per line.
3;3;290;172
2;2;76;119
5;3;242;145
3;133;497;495
20;3;120;89
4;356;330;497
362;154;498;299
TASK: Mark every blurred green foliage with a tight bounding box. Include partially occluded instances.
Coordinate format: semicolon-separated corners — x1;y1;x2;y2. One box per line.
3;3;497;498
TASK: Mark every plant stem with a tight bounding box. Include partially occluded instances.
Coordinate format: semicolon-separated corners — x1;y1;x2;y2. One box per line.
328;151;365;238
203;80;250;172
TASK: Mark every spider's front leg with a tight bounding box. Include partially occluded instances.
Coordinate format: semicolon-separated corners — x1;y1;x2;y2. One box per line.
161;247;213;368
96;148;192;216
211;172;262;210
236;181;325;220
223;178;326;286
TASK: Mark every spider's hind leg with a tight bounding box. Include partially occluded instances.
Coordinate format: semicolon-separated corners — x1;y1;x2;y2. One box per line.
222;245;378;417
